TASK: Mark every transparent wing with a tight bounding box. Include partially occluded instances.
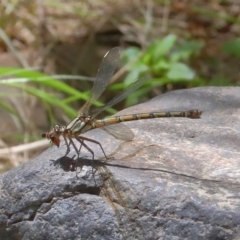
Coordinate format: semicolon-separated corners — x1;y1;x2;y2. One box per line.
92;75;150;118
101;123;134;141
79;47;120;114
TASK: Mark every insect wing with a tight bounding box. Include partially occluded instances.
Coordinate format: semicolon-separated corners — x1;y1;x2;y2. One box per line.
79;47;120;114
101;123;134;141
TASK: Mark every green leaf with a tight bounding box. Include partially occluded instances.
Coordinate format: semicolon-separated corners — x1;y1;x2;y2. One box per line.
170;40;204;62
151;34;177;61
222;38;240;57
0;101;21;118
0;67;88;101
208;76;233;86
122;47;141;63
151;60;170;74
108;82;125;91
151;77;174;85
142;50;153;65
167;63;195;81
0;82;78;118
124;63;149;84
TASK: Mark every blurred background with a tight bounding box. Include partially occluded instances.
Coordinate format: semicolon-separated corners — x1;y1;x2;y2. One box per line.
0;0;239;173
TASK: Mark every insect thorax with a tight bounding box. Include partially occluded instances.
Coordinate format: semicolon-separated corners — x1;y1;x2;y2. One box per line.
66;116;92;134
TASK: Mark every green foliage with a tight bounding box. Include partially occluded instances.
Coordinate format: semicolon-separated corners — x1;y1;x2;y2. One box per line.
222;38;240;58
0;68;117;128
0;68;79;120
207;76;234;86
121;34;204;106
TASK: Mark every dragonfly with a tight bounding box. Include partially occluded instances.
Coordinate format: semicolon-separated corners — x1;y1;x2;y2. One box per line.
42;47;202;164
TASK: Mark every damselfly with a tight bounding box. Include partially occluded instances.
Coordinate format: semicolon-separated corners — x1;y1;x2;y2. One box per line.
42;47;202;162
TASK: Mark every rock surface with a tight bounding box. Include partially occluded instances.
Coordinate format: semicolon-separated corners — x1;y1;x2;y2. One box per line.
1;86;240;240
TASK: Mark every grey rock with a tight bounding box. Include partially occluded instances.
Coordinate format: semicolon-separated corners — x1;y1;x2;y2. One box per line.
1;87;240;240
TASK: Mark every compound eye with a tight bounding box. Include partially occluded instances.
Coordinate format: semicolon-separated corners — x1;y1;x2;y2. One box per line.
42;133;46;138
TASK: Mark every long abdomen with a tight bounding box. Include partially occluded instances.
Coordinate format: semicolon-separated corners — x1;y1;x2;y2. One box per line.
93;109;202;127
